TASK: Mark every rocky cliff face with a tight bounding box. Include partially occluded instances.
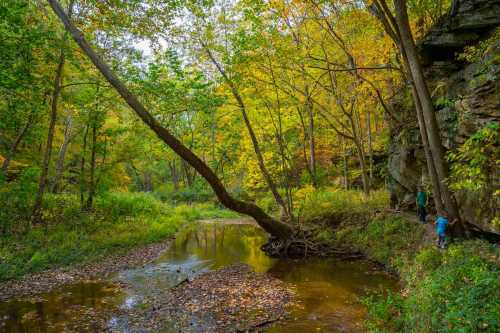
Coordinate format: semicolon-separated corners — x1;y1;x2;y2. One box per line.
387;0;499;234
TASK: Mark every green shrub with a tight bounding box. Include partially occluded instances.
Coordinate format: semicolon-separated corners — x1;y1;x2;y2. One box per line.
365;241;500;333
153;184;215;203
256;193;279;213
295;187;389;221
0;191;234;281
0;167;38;233
334;216;424;268
95;192;168;218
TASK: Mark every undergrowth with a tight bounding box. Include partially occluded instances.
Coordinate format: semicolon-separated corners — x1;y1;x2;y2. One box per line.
0;192;236;282
332;212;499;333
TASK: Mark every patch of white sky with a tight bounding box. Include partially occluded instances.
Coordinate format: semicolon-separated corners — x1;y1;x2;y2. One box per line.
132;0;236;68
131;5;193;66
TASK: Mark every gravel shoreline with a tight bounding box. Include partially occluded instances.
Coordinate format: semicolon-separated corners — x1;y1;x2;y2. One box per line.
107;264;296;332
0;238;173;301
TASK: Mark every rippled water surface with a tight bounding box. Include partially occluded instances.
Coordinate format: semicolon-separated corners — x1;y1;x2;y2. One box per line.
0;220;396;332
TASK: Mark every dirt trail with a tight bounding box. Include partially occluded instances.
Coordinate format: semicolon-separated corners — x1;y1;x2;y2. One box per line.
400;211;436;248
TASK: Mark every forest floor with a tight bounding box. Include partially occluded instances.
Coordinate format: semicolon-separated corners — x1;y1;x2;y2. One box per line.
0;238;173;301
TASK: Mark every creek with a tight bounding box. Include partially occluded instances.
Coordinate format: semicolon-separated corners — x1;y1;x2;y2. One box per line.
0;219;396;332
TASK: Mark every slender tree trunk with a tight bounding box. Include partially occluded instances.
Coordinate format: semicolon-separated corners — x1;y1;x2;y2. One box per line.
51;114;73;193
306;98;317;186
2;112;34;174
341;137;349;189
48;0;293;239
85;120;97;210
366;111;374;182
413;85;444;212
181;160;194;187
143;171;153;192
368;0;447;215
343;153;349;190
393;0;459;223
31;42;66;223
203;43;291;219
350;116;370;196
355;141;370;196
169;160;180;190
80;124;88;208
297;107;314;180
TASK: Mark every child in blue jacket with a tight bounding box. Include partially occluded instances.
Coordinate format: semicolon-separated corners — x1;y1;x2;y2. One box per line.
434;210;457;249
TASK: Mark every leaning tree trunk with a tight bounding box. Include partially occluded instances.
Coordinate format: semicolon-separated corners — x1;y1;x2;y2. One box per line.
47;0;293;239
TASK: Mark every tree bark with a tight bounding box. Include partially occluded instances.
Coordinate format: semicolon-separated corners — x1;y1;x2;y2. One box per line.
366;111;374;182
80;123;88;208
393;0;459;222
368;0;446;213
51;114;73;193
169;160;180;190
413;85;444;212
342;137;349;190
47;0;293;239
1;112;34;174
306;97;317;186
202;43;292;220
85;119;97;210
31;36;66;223
297;107;314;180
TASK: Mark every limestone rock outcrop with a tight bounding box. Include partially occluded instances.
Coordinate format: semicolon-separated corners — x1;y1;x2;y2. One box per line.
387;0;499;234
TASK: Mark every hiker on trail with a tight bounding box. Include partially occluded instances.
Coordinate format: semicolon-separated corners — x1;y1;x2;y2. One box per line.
416;186;428;223
434;210;457;249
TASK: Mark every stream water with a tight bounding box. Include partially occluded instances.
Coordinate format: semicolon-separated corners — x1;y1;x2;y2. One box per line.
0;220;397;332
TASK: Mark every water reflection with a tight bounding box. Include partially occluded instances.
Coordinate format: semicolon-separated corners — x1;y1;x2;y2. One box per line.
0;221;396;332
0;281;123;332
163;222;277;273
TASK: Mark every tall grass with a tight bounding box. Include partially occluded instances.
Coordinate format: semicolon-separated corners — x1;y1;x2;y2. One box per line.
295;187;389;221
0;192;236;282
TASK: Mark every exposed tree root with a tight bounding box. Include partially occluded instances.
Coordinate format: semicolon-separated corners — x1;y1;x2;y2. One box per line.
261;228;364;259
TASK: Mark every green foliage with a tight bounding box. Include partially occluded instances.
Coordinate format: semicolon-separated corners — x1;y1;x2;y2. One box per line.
404;241;499;332
447;122;499;191
457;28;500;63
0;192;234;281
296;187;389;221
0;167;38;233
96;192;168;218
335;216;424;268
154;184;215;204
332;212;499;333
364;292;405;333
